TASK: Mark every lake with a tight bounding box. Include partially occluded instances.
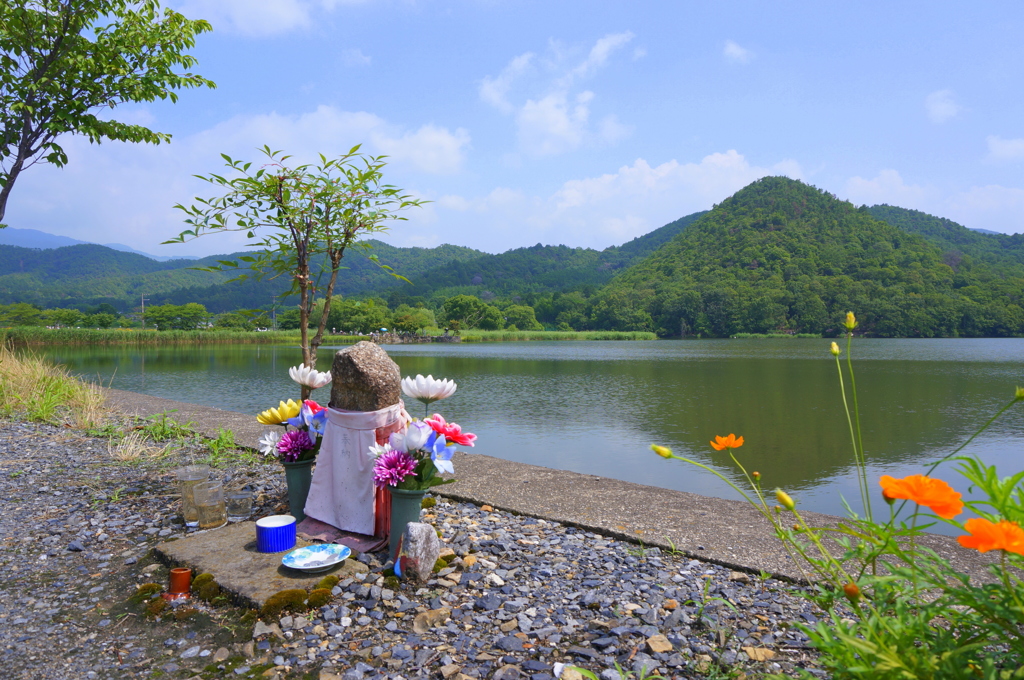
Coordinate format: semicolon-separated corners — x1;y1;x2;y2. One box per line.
41;338;1024;531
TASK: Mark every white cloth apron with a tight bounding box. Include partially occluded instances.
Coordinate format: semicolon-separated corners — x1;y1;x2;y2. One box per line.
303;401;406;535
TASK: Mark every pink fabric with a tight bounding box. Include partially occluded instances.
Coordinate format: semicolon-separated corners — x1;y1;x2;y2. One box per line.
303;401;406;535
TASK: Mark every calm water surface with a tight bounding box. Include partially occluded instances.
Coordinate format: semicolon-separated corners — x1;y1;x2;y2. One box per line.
42;338;1024;532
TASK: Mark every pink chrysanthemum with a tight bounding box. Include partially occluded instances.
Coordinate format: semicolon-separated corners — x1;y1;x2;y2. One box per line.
277;429;314;462
373;450;418;488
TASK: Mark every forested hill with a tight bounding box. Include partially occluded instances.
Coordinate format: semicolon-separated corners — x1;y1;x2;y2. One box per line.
868;204;1024;276
0;240;486;311
594;176;1024;337
379;210;708;302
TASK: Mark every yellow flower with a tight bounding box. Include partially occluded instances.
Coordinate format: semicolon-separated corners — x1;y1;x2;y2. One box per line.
651;444;673;459
830;342;840;356
844;311;857;331
1016;386;1024;402
257;399;302;425
776;489;796;511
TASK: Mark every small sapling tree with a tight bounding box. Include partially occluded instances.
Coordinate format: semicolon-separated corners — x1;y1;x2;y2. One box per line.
165;146;423;399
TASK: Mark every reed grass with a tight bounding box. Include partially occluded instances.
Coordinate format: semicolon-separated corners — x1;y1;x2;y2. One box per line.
0;343;105;426
731;332;822;339
459;329;658;342
1;327;306;346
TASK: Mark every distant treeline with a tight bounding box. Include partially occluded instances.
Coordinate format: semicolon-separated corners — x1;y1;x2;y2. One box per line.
4;178;1024;338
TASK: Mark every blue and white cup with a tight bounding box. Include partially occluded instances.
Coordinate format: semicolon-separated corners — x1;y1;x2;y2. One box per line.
255;515;297;553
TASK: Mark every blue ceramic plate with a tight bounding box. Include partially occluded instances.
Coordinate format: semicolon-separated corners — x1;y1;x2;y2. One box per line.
281;544;351;573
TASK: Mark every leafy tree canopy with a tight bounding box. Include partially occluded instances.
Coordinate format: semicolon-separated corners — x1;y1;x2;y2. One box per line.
0;0;215;222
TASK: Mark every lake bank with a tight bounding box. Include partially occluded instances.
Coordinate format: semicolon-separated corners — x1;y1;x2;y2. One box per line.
101;386;1000;585
1;327;655;346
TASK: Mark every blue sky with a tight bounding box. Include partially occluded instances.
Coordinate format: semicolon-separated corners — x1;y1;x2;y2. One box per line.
6;0;1024;258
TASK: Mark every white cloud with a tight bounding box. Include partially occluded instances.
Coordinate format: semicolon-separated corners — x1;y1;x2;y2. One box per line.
403;150;803;251
723;40;753;64
986;135;1024;162
373;124;470;175
516;91;592;156
843;169;1024;234
479;52;534;114
173;0;312;36
844;169;932;207
4;105;469;256
562;31;634;85
481;33;635;156
946;185;1024;233
341;48;372;66
171;0;362;36
925;89;960;124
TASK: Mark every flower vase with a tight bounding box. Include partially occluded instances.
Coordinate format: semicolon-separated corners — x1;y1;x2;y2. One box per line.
282;458;315;524
389;488;426;560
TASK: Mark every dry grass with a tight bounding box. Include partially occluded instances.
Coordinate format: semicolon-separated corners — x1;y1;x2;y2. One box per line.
0;342;106;427
107;430;167;461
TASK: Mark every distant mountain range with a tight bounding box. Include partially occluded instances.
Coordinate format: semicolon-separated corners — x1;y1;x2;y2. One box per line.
0;227;198;261
2;181;1023;337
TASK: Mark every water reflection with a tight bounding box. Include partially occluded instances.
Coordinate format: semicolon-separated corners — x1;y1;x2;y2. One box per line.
42;338;1024;531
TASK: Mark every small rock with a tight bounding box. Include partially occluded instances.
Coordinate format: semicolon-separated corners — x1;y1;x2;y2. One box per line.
412;607;451;634
743;646;776;661
646;634;673;654
180;645;201;659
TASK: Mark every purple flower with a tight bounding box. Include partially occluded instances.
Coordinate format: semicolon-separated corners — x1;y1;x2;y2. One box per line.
373;450;418;488
277;429;314;462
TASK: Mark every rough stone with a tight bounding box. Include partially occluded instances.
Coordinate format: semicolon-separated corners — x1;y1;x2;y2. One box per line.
413;607;451;634
329;342;401;411
397;522;441;582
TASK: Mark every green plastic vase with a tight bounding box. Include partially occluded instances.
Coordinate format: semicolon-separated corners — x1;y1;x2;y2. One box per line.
282;458;315;524
389;488;426;560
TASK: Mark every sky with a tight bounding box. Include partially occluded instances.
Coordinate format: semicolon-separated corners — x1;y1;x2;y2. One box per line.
5;0;1024;258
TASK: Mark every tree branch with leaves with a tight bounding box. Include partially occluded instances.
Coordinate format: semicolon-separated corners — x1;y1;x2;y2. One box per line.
165;145;424;399
0;0;215;224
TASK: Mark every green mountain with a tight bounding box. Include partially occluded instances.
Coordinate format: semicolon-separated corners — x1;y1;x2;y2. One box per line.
868;204;1024;277
596;177;1024;337
378;210;708;302
0;243;229;309
0;211;707;313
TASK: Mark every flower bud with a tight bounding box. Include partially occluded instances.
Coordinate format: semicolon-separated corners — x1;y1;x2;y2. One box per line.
843;582;861;603
1016;386;1024;402
792;524;802;532
776;489;796;511
830;342;840;357
752;471;761;480
651;444;673;459
844;311;857;331
882;490;896;505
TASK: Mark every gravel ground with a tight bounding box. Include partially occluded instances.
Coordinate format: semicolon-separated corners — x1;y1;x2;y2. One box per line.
0;416;828;680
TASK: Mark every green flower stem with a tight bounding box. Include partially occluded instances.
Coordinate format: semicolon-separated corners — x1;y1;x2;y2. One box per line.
836;337;871;522
664;451;809;581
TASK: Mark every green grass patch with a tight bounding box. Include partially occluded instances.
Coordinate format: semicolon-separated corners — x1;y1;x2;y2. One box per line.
0;342;105;426
459;329;657;342
0;327;311;347
730;332;822;339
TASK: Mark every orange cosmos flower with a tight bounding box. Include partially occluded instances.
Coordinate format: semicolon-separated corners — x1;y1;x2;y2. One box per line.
958;518;1024;556
878;474;963;519
710;434;744;451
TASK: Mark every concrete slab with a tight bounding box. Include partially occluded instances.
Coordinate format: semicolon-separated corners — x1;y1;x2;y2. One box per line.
154;521;369;609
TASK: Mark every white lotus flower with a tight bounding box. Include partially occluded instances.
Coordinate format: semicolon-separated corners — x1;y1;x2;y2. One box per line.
367;442;393;460
401;374;457;405
289;364;332;389
258;430;282;456
389;421;433;453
